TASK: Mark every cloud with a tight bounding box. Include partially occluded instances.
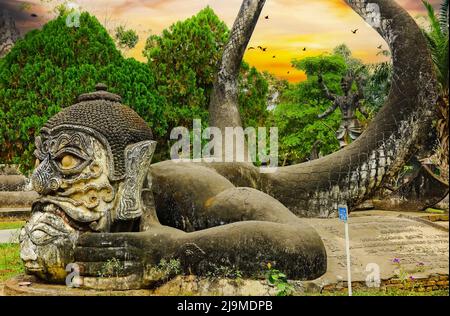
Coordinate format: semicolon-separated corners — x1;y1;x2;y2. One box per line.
3;0;440;82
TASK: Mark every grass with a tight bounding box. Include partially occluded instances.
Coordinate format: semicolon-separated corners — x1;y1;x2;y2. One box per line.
0;243;23;282
314;289;449;296
425;208;446;214
0;221;25;230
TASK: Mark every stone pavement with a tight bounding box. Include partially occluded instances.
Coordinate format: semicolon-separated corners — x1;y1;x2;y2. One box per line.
306;212;449;288
1;210;448;295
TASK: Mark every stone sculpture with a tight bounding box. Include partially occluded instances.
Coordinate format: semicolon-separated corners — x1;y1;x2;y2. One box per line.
317;74;368;148
205;0;438;218
20;84;327;289
19;0;438;290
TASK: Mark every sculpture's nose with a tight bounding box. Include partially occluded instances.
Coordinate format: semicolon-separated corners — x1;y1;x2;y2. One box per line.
31;157;60;194
20;233;38;262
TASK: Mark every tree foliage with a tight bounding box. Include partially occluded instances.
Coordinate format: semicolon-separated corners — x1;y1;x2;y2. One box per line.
272;53;345;165
421;0;448;94
143;7;270;160
114;26;139;50
1;8;271;170
420;0;449;180
0;12;164;172
143;7;229;130
271;44;391;165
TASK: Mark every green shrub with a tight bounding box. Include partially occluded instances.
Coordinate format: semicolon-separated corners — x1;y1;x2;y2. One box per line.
0;12;165;173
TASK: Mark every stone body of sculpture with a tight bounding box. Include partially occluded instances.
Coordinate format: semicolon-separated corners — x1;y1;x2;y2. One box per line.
20;84;327;289
205;0;438;218
317;74;368;148
19;0;439;290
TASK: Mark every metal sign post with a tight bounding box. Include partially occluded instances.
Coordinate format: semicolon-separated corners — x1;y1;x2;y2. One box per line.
338;204;352;296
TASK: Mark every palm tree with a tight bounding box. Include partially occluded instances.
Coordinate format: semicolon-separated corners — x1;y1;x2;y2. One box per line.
422;0;449;182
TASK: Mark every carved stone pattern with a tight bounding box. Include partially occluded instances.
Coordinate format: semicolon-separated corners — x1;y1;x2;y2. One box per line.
117;141;156;220
42;100;153;180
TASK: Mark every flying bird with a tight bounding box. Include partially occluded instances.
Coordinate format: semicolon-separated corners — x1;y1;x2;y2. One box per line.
302;47;307;51
377;45;382;49
351;29;358;34
265;15;269;19
287;71;290;74
272;55;276;58
257;46;267;52
248;47;255;50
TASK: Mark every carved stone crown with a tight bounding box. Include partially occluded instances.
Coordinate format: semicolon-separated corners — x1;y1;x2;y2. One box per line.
41;84;153;180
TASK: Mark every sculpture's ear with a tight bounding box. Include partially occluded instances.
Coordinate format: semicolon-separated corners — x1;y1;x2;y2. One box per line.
116;140;157;221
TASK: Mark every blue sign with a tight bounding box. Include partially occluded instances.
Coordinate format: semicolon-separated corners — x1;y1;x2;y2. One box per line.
338;205;348;222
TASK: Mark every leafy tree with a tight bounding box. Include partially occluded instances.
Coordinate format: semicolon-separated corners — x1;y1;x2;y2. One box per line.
0;12;164;172
239;63;269;128
364;60;392;113
114;26;139;50
421;0;448;180
271;53;347;164
272;44;391;165
143;7;229;130
1;7;271;169
143;7;270;160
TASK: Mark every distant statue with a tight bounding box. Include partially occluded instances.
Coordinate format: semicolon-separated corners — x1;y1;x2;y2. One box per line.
317;73;368;148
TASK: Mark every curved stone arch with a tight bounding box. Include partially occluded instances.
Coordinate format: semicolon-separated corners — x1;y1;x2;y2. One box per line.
208;0;438;217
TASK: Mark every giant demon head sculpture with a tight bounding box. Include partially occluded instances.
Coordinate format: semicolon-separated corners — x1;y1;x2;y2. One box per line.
20;84;156;281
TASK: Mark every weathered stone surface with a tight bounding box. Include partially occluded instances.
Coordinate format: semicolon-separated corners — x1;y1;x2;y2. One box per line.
208;0;439;218
0;207;31;219
4;275;153;296
20;84;326;290
373;165;449;212
5;213;449;295
0;10;20;58
0;175;29;192
0;191;38;207
308;215;449;287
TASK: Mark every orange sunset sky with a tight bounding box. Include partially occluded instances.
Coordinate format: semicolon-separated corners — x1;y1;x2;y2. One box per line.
4;0;441;82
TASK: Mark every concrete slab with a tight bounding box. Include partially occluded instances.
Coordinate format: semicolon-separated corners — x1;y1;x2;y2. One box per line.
0;191;37;208
304;215;449;287
0;207;30;219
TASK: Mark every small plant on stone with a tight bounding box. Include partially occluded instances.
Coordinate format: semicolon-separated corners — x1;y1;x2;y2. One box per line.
146;258;182;282
392;258;408;283
415;262;426;273
392;258;418;292
205;263;243;280
265;262;294;296
406;275;418;291
159;258;182;276
98;258;123;278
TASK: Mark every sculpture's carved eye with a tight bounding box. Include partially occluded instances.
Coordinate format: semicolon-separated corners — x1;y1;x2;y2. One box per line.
56;153;84;171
